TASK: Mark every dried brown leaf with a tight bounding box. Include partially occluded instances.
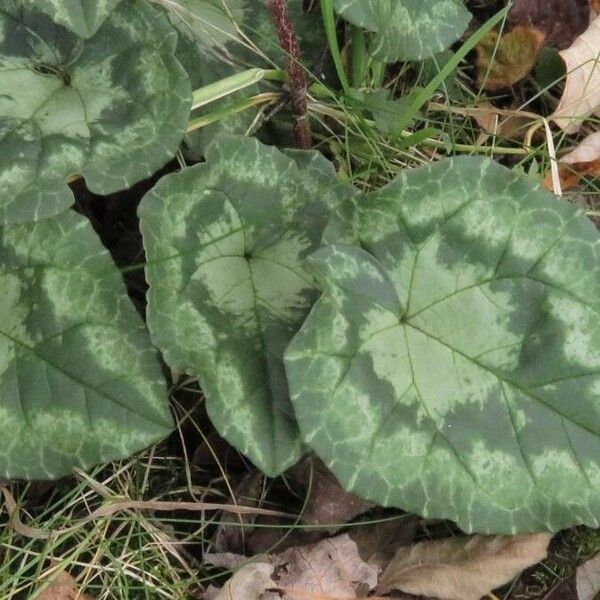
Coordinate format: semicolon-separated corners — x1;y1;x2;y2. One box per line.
476;26;545;90
288;459;374;529
378;533;551;600
542;131;600;191
508;0;589;49
276;534;379;599
576;551;600;600
552;15;600;133
35;572;94;600
472;102;533;138
213;563;276;600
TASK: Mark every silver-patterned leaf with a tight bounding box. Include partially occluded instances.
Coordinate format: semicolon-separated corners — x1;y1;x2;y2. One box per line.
332;0;472;62
0;211;172;480
285;157;600;534
0;1;191;225
139;135;350;476
20;0;123;38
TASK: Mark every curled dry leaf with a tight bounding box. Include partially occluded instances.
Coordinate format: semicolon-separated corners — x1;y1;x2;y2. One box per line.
378;533;551;600
476;26;545;90
35;572;94;600
552;15;600;133
576;551;600;600
542;130;600;191
472;102;534;138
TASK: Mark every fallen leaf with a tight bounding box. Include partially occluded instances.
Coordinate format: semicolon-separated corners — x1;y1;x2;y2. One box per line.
542;130;600;191
35;572;94;600
349;515;419;569
552;15;600;133
378;533;552;600
472;102;534;138
288;459;374;529
576;552;600;600
507;0;590;49
213;563;276;600
476;26;545;90
277;534;379;599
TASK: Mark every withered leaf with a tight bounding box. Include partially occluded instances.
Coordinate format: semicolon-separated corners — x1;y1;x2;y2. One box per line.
276;534;379;599
576;551;600;600
378;533;551;600
476;26;545;90
35;572;94;600
213;563;276;600
552;15;600;133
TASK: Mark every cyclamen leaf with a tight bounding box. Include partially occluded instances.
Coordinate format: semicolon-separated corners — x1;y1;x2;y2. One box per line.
139;135;349;476
332;0;472;62
0;211;172;480
285;157;600;534
19;0;123;38
0;1;191;225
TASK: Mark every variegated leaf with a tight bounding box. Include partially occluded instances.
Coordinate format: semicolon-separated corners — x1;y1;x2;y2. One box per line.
285;157;600;534
139;135;350;476
0;211;172;480
170;0;328;157
332;0;472;62
0;1;191;225
20;0;123;38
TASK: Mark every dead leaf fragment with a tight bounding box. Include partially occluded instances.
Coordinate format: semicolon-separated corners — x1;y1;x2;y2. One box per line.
213;563;276;600
35;572;94;600
378;533;551;600
552;15;600;133
476;26;545;90
508;0;589;49
289;459;374;529
576;551;600;600
277;534;379;599
542;130;600;191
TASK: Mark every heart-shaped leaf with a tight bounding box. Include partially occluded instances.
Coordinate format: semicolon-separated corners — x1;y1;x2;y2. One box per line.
332;0;472;62
0;1;191;225
285;157;600;533
139;135;349;476
0;211;172;480
20;0;123;38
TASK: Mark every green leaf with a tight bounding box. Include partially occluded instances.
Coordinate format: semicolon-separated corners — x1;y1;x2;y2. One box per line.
332;0;472;62
0;211;172;480
0;1;191;225
139;135;350;476
169;0;330;157
20;0;123;38
285;157;600;534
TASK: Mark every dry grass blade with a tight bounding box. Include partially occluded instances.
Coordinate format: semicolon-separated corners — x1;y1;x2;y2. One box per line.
1;485;294;541
378;533;552;600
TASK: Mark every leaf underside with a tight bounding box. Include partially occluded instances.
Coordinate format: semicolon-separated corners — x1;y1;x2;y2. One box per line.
0;0;191;225
285;157;600;534
139;135;348;476
332;0;472;62
0;211;172;480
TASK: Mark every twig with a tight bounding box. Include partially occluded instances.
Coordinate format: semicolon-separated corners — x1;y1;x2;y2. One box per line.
266;0;312;148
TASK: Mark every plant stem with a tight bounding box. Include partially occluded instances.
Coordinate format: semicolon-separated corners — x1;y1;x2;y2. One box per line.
351;25;367;87
320;0;350;93
266;0;311;149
